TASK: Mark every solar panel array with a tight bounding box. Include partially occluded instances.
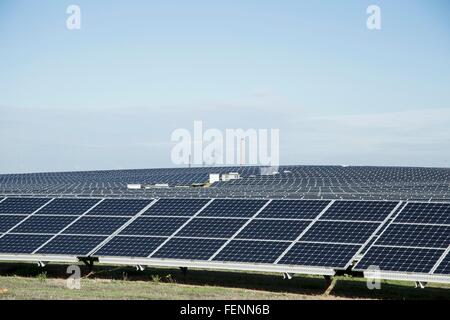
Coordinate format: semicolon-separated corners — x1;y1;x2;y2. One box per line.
0;197;449;283
354;202;450;277
2;165;450;201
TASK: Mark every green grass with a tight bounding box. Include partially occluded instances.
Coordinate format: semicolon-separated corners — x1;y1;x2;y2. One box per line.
0;262;449;300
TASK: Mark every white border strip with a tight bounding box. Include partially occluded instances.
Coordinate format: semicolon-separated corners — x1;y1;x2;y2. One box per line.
97;257;336;276
364;270;450;284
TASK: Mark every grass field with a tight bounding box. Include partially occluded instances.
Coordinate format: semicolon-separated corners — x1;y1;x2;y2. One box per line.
0;262;449;300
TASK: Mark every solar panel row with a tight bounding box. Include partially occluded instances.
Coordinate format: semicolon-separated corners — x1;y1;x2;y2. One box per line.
0;197;449;279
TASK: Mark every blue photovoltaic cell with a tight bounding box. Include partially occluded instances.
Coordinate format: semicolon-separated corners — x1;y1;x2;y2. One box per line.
213;240;290;263
279;242;361;268
142;198;210;216
355;246;444;273
62;216;130;235
37;235;107;256
257;200;330;219
434;252;450;275
35;198;100;215
153;238;226;260
176;218;247;238
321;201;398;222
358;220;391;255
0;215;28;233
236;219;310;241
395;203;450;225
10;215;78;234
120;217;188;236
86;199;152;216
94;236;166;257
300;221;379;244
375;224;450;249
199;199;268;218
0;198;50;215
0;234;53;254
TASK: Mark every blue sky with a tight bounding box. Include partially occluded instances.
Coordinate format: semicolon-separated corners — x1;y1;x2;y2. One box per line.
1;0;449;173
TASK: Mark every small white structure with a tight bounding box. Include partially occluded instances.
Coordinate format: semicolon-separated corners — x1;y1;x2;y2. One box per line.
127;184;142;190
221;172;240;182
153;183;170;188
209;174;221;184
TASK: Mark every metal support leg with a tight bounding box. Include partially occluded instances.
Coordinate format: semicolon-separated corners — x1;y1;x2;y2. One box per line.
415;281;427;289
37;261;47;268
80;258;95;273
136;265;145;272
324;276;337;295
283;273;294;280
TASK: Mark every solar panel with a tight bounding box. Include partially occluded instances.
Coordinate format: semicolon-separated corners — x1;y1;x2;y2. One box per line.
213;240;290;263
9;216;78;234
395;203;450;225
321;201;398;222
142;198;210;216
198;199;268;218
236;219;310;241
434;251;450;275
62;216;130;235
37;235;107;256
0;215;28;233
119;217;188;236
86;199;152;216
0;198;50;215
278;242;361;268
35;198;100;215
94;236;166;258
300;221;379;244
257;200;330;219
176;218;247;238
153;238;226;260
0;234;53;254
375;224;450;249
354;246;444;273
